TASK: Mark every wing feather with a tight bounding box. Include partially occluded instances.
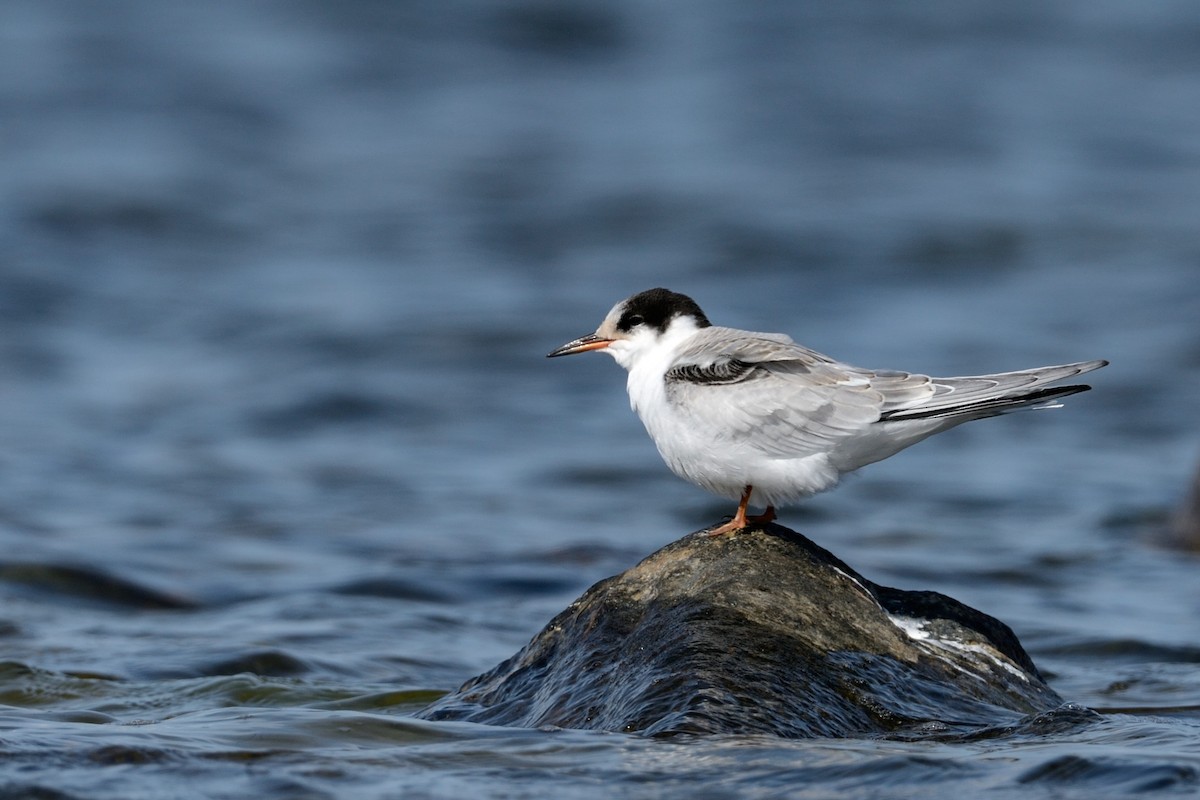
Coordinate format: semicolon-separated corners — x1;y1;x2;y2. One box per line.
662;328;1105;458
874;359;1108;420
664;327;884;458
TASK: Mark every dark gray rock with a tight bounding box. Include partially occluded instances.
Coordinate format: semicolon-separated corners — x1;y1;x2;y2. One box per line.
418;523;1064;737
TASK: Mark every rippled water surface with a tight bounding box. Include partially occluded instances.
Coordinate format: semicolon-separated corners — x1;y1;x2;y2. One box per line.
2;1;1199;797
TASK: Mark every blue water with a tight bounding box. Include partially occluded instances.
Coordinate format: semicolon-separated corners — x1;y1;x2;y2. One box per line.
2;1;1199;797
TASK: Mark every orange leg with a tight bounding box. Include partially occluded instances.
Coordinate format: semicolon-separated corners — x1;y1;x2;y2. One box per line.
706;486;775;536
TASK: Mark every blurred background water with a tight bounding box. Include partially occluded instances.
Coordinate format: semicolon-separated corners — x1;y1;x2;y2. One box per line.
2;1;1199;797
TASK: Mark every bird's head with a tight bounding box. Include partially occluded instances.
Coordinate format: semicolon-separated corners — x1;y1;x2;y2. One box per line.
547;288;711;370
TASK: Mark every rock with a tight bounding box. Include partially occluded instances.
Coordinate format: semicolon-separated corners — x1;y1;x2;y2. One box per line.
417;523;1064;737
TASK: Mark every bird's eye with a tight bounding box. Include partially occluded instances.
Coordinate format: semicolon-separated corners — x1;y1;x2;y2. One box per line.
627;314;644;327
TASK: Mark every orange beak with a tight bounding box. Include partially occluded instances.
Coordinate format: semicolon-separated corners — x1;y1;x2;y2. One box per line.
547;333;613;358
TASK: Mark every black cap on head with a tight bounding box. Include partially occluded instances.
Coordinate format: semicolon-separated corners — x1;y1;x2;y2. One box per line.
616;288;711;333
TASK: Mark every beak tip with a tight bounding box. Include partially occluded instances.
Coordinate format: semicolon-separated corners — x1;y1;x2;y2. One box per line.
547;335;612;358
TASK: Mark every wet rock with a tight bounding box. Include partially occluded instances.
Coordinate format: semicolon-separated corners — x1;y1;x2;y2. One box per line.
418;523;1063;737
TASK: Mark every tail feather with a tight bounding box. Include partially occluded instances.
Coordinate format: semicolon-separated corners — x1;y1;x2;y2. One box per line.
876;359;1107;423
879;384;1092;421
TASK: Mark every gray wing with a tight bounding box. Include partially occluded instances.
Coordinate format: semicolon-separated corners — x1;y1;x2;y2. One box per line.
663;327;887;457
871;360;1108;420
665;327;1106;456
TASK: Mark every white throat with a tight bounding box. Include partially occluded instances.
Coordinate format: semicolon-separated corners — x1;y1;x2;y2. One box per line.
604;315;704;419
604;315;703;373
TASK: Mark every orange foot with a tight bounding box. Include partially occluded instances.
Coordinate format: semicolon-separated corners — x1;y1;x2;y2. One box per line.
706;486;776;537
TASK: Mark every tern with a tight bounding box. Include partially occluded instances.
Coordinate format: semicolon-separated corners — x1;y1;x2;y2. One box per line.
548;288;1106;536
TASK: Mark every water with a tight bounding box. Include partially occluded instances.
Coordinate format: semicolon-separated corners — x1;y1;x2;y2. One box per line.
2;1;1199;796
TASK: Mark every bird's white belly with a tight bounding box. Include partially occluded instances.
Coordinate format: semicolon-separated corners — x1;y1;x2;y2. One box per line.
626;365;840;508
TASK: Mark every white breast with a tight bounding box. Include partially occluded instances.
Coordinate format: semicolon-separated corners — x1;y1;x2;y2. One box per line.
613;326;841;507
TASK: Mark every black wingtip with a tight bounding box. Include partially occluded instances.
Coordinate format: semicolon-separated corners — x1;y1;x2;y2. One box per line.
879;384;1093;422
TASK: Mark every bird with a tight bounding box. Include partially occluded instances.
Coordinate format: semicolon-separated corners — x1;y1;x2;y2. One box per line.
547;287;1107;536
